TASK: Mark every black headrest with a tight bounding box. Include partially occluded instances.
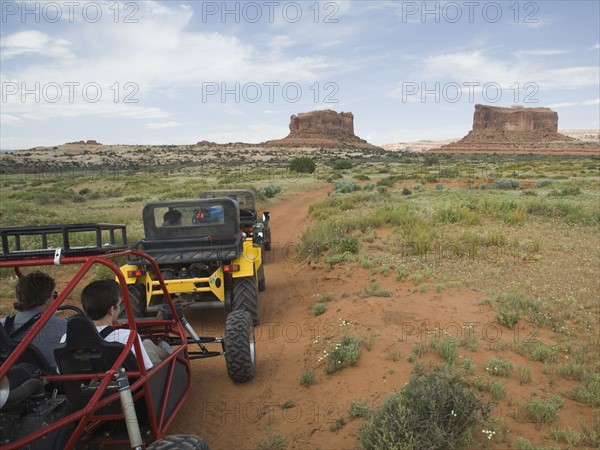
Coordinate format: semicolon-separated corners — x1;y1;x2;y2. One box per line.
54;315;138;375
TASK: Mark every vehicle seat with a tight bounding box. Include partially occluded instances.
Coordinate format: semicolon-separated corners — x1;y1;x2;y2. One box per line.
0;321;53;375
53;314;139;407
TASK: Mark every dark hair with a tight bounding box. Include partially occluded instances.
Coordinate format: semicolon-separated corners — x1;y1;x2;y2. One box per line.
81;279;122;320
14;271;56;311
163;209;182;225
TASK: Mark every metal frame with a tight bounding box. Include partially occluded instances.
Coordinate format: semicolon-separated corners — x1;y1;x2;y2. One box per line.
0;224;218;449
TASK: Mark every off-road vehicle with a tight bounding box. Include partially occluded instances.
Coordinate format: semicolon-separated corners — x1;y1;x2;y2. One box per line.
120;198;264;325
0;223;256;449
200;189;271;251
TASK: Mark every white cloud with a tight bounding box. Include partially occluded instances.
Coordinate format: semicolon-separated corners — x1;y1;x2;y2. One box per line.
0;31;73;59
145;121;181;129
513;49;567;57
0;1;337;125
410;49;599;90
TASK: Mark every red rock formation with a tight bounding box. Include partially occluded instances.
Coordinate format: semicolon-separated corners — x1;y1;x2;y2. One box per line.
196;140;218;147
263;109;381;149
473;104;558;132
66;140;102;145
430;104;595;154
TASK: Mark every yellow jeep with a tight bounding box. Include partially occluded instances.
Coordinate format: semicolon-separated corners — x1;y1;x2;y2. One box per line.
120;198;264;325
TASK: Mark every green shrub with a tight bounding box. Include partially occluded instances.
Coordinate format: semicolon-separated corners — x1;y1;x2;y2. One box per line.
333;160;353;170
496;308;520;329
430;338;458;364
518;367;533;385
484;357;513;377
349;400;371;418
259;184;281;198
523;396;563;423
333;181;361;194
548;186;581;196
289;156;316;174
325;335;363;375
535;179;553;188
423;154;439;166
402;187;412;195
412;343;426;358
413;183;425;192
257;434;288;450
492;178;520;190
313;302;327;316
316;293;334;303
330;416;346;432
435;183;444;190
363;182;376;190
513;437;560;450
358;365;490;450
567;373;600;406
338;235;360;254
300;369;316;387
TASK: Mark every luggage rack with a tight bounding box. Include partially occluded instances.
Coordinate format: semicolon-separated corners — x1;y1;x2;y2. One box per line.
0;223;127;262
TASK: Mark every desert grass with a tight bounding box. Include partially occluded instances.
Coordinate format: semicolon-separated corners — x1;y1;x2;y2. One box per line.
2;152;599;448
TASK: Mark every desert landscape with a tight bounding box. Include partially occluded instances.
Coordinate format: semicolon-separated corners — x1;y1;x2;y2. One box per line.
2;1;599;447
1;106;599;449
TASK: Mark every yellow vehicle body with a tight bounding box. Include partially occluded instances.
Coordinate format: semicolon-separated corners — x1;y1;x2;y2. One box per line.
120;238;261;307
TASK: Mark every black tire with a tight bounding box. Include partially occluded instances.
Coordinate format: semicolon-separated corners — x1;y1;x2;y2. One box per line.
232;277;260;326
147;434;209;450
119;284;147;319
258;264;266;292
224;310;256;383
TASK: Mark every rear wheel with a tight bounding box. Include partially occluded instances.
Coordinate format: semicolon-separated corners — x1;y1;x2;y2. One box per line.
232;277;260;326
224;311;256;383
119;284;147;318
147;434;209;450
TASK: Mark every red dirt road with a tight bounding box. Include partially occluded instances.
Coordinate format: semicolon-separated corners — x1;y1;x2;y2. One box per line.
169;186;596;450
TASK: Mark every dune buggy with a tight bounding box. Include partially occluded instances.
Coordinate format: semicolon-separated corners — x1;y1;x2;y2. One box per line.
120;198;265;325
200;189;271;251
0;223;256;450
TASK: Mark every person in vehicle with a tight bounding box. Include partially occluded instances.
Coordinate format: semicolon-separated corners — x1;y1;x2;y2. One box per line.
162;208;182;226
0;271;66;373
75;280;157;370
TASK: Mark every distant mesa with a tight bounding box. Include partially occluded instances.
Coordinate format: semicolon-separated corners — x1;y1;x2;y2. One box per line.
66;140;102;145
263;109;381;149
431;104;599;154
196;140;218;147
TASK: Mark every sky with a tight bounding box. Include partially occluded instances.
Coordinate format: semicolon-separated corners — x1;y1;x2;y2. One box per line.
1;0;599;149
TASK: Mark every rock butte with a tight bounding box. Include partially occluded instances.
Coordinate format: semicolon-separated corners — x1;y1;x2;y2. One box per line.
263;109;381;150
432;104;599;154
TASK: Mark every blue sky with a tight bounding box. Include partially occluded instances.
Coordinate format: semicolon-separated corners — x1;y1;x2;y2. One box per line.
1;0;599;149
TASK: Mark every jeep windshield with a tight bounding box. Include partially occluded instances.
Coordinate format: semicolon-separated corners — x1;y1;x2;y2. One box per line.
142;199;240;240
